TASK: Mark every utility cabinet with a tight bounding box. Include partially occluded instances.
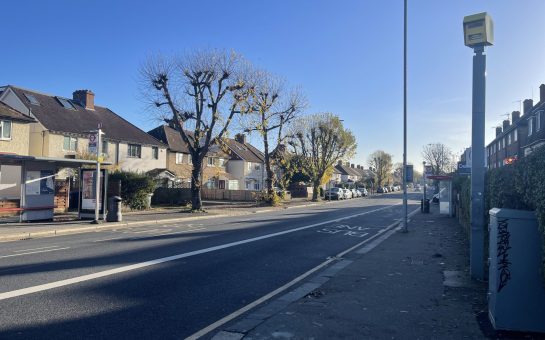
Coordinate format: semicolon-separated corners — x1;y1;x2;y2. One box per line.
488;208;545;333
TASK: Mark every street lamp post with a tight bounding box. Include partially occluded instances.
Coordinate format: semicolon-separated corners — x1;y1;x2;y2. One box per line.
400;0;410;232
463;12;494;280
422;160;427;204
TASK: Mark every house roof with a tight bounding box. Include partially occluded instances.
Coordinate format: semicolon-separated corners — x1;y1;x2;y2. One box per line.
0;101;35;123
147;124;228;157
7;86;165;147
223;138;264;163
335;164;360;177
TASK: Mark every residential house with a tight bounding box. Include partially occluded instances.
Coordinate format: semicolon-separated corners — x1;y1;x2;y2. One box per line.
335;161;361;183
486;96;536;169
522;84;545;156
0;86;167;174
223;134;266;191
147;124;236;189
0;101;36;199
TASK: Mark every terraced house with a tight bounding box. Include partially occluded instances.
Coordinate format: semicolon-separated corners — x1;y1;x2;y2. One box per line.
0;85;167;173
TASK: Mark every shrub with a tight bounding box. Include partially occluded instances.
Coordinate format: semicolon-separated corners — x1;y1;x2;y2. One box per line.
109;170;155;210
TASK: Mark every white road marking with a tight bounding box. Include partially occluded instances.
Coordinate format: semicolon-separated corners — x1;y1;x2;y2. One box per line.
0;247;71;259
0;204;399;301
13;245;60;253
92;236;126;243
187;216;404;340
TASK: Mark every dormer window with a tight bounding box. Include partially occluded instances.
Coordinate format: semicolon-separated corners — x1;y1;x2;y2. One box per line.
56;97;76;110
24;93;40;106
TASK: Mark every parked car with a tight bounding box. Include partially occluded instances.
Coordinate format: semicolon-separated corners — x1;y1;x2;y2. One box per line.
351;189;360;198
324;187;344;200
343;188;353;199
361;188;368;196
376;187;384;193
383;187;389;193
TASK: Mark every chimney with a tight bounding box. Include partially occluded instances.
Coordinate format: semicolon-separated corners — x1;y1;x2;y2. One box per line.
495;126;502;137
540;84;545;103
523;99;533;115
73;90;95;110
511;111;520;123
234;133;246;144
502;119;510;130
351;163;355;168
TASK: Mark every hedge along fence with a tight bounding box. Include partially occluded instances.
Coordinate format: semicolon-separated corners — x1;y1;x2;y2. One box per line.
456;146;545;280
109;170;155;210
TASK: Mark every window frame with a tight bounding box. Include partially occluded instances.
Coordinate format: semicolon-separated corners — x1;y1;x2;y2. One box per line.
127;144;141;158
537;111;542;132
0;120;12;140
63;135;78;151
529;117;534;136
152;146;159;160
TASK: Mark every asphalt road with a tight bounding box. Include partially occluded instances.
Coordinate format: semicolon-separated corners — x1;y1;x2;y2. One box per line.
0;193;420;339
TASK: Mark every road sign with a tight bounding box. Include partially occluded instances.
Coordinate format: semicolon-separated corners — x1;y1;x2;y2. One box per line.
424;165;433;176
405;164;413;183
88;133;97;155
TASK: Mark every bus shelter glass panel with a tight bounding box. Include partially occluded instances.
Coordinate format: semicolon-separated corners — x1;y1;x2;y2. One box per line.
439;180;452;216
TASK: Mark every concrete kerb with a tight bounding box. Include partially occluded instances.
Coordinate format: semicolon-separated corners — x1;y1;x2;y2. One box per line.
0;197;357;242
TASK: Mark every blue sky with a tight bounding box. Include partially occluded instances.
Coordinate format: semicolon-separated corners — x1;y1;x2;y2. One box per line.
1;0;544;171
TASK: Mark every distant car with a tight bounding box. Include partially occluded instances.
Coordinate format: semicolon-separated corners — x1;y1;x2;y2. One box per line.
343;188;353;199
324;187;343;200
376;187;384;193
389;186;395;192
361;188;368;196
414;185;421;192
351;189;360;198
383;187;389;193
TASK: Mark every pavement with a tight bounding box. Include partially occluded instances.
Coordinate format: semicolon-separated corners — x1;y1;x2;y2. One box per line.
211;205;503;340
0;197;324;242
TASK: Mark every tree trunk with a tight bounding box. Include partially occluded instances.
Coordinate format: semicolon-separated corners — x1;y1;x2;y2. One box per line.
263;133;275;204
191;159;203;211
312;180;320;201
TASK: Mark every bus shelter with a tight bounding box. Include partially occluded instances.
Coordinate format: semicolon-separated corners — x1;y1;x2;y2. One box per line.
427;175;453;217
0;154;110;222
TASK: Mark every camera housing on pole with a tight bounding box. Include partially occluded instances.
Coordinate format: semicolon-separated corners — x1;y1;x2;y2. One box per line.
463;11;493;280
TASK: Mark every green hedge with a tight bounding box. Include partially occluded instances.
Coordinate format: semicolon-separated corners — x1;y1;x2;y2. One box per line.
152;187;192;205
109;170;155;210
457;147;545;280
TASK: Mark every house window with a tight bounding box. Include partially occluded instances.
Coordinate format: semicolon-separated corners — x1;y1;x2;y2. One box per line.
218;158;225;167
176;153;184;164
63;136;77;151
187;154;192;164
102;140;108;154
247;162;252;171
152;146;159;160
514;129;518;141
207;157;217;166
507;134;511;145
529;117;534;136
254;183;260;190
254;164;261;170
56;97;76;110
537;111;542;132
128;144;141;158
0;120;12;140
24;93;40;106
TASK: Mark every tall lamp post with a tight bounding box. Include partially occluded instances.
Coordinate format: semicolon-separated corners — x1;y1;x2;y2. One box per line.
463;12;494;280
422;161;426;204
401;0;408;232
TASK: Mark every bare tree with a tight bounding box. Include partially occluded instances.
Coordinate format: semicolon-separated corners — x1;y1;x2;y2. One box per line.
368;150;393;187
421;143;456;175
241;69;306;203
141;50;249;211
288;113;356;201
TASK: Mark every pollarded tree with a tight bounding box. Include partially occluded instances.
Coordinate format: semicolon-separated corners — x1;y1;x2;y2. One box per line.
140;50;250;211
368;150;393;187
241;69;306;204
288;113;356;201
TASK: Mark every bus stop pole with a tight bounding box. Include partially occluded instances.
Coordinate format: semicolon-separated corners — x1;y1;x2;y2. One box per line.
93;128;102;224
